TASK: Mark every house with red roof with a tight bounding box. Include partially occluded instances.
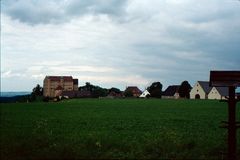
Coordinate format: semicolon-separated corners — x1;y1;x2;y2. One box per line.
124;86;142;97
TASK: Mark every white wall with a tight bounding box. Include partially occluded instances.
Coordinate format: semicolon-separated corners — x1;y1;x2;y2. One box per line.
208;87;226;100
190;82;207;99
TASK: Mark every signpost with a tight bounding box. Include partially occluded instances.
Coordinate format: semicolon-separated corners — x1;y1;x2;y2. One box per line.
210;71;240;160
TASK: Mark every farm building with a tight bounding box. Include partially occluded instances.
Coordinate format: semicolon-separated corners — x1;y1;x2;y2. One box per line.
208;87;228;100
190;81;212;99
162;85;180;99
190;81;229;100
61;90;91;99
107;91;123;98
139;90;150;98
124;86;142;97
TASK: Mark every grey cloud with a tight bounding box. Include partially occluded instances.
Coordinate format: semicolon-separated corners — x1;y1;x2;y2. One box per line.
66;0;127;16
2;0;128;25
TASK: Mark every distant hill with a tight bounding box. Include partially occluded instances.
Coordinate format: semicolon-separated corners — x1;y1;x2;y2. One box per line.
0;92;30;103
0;92;31;97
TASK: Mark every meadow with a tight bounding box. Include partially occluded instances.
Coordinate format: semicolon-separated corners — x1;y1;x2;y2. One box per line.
0;99;240;159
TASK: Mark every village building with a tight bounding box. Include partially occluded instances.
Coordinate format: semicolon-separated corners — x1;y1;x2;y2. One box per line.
61;90;91;99
43;76;78;97
162;85;180;99
208;87;229;100
124;86;142;97
107;91;123;98
190;81;212;99
139;90;150;98
190;81;229;100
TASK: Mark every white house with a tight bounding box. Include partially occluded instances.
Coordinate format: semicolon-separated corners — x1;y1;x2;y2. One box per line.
139;90;150;98
208;87;228;100
190;81;212;99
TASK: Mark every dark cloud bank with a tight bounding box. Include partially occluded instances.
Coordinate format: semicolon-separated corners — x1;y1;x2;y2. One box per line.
2;0;128;25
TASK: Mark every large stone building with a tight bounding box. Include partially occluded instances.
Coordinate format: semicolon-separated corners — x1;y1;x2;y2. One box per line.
43;76;78;97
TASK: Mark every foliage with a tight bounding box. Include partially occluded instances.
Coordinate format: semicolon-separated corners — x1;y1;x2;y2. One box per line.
124;90;133;97
92;87;108;98
79;82;108;98
178;81;192;99
147;82;163;98
30;84;43;102
1;99;239;159
109;87;121;94
32;84;43;96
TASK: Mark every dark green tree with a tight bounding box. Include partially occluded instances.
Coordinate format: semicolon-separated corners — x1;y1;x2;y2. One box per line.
92;87;108;98
109;87;121;94
147;82;163;98
79;82;108;98
124;90;133;97
178;81;192;99
32;84;43;96
30;84;43;101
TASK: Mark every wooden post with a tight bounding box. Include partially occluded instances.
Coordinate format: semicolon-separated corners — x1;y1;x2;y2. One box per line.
209;71;240;160
228;86;236;160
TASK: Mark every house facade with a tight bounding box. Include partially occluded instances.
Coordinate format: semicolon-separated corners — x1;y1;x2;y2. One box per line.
190;81;229;100
43;76;78;97
208;87;228;100
190;81;212;99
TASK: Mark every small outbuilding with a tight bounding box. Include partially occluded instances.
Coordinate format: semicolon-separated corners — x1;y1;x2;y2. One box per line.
139;90;150;98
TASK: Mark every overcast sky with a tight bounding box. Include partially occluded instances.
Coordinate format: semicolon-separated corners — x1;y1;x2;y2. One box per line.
1;0;240;92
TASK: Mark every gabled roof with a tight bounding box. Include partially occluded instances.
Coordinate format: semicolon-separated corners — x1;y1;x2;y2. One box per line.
125;86;142;94
198;81;212;94
139;90;150;97
215;87;229;96
163;85;180;96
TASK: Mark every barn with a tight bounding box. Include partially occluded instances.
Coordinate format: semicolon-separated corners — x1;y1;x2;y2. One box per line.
190;81;212;99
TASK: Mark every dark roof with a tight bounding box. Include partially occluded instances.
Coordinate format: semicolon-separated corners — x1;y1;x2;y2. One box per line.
73;79;78;85
163;85;180;96
61;90;91;98
125;86;142;94
62;91;76;98
108;91;123;97
215;87;229;96
198;81;212;94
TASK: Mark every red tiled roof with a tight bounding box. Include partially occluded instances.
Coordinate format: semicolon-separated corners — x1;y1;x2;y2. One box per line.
47;76;73;82
125;86;142;94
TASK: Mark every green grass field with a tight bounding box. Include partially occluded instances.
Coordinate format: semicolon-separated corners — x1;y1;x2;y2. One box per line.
1;99;240;159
